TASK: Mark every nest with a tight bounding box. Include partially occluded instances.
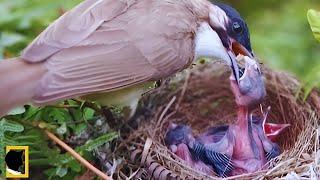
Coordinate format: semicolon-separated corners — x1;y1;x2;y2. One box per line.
113;64;320;179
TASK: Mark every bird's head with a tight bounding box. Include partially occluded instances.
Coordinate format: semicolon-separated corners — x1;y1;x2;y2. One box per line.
229;55;266;107
205;3;254;84
165;123;194;153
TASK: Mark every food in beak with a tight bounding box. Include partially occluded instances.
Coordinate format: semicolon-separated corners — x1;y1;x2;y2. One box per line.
228;42;254;84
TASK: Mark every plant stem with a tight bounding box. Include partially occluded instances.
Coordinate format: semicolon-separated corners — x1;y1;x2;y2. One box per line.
44;130;112;180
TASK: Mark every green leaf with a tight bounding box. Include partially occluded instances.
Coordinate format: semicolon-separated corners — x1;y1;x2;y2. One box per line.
67;100;78;106
44;168;56;179
307;9;320;42
52;153;75;166
56;123;67;135
74;123;87;135
0;119;24;133
50;109;69;123
41;107;72;123
67;159;82;173
23;106;41;120
303;63;320;99
7;106;26;115
80;132;118;152
14;135;38;140
0;119;24;177
83;108;95;121
72;109;83;121
55;166;68;178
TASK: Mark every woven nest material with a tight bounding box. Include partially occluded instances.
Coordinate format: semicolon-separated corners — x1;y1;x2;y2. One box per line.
114;64;320;179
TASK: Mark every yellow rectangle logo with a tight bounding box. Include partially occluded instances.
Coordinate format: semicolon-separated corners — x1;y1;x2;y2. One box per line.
5;146;29;178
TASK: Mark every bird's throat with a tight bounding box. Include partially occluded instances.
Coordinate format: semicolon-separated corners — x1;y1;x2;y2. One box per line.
233;105;254;157
236;106;249;131
233;105;262;160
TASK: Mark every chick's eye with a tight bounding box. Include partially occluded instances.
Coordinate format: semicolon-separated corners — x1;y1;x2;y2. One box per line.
232;22;243;34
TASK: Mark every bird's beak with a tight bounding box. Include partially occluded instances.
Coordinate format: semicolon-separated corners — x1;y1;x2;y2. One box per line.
228;39;254;84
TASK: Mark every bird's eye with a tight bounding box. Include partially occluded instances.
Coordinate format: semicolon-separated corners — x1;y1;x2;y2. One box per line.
232;22;243;34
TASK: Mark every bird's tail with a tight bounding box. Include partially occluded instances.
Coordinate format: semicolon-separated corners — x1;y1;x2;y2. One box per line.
0;57;45;117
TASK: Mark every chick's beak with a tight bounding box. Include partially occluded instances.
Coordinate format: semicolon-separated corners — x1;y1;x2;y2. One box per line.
228;39;255;84
227;50;240;84
264;123;291;142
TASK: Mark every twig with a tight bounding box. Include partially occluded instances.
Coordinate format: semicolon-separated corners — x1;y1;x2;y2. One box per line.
126;169;140;180
263;163;314;178
315;127;319;166
272;74;287;123
44;130;112;180
156;96;176;128
141;138;153;165
175;71;191;110
265;158;295;176
225;170;268;180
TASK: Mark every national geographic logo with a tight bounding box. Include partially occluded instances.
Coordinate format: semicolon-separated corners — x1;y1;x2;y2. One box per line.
5;146;29;178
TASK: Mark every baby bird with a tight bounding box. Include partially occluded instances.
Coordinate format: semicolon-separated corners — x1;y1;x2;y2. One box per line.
165;56;290;177
165;123;215;175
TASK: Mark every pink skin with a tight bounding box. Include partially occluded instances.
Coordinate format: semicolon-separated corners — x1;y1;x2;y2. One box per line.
228;56;267;174
228;56;286;175
228;109;267;175
230;56;266;108
229;56;289;144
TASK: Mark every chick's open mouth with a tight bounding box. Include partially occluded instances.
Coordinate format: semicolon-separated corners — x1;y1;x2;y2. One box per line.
231;41;254;80
235;55;247;80
239;67;245;79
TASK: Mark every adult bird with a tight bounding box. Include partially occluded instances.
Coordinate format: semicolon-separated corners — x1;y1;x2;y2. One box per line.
0;0;254;117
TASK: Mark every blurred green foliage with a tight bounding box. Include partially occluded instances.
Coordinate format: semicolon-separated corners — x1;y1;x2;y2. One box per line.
305;9;320;96
0;0;319;178
0;0;81;58
308;9;320;42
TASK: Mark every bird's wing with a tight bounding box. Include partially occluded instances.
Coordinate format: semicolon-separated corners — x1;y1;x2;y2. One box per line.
190;142;233;177
28;0;197;104
204;149;233;177
22;0;135;62
197;125;229;143
202;131;235;177
265;145;281;161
